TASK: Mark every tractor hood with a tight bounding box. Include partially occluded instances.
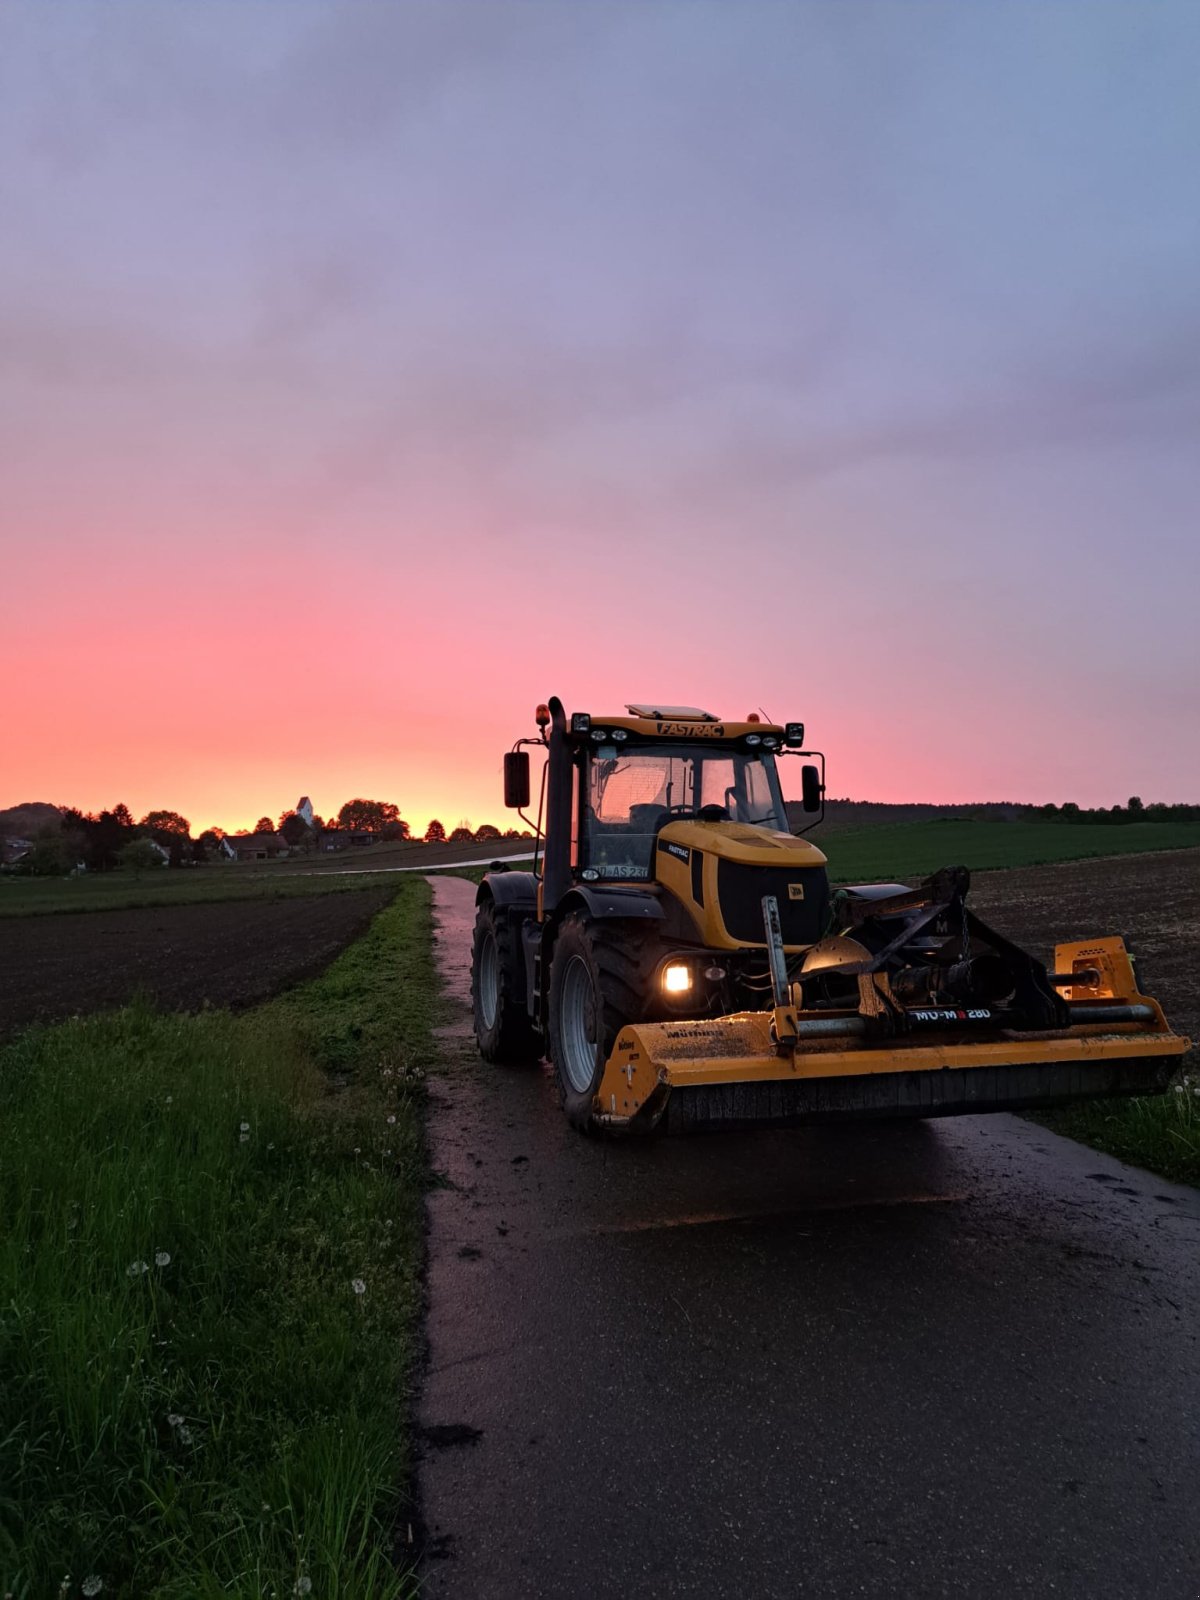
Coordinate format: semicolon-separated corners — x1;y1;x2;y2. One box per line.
654;820;830;952
657;819;827;868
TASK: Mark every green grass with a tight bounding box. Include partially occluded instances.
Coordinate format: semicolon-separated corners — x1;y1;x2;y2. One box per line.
0;880;435;1599
817;818;1200;883
0;868;422;919
1037;1075;1200;1189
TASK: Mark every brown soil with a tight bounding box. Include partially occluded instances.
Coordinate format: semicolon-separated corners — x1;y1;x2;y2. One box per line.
969;847;1199;1053
0;887;395;1040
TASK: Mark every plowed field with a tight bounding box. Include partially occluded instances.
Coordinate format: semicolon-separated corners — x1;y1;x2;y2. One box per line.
0;886;395;1039
969;847;1198;1051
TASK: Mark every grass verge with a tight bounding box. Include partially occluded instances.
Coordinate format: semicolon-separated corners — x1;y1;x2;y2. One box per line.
1035;1072;1200;1189
0;879;434;1599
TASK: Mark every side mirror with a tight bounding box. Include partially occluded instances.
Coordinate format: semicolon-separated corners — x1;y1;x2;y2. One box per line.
801;763;822;813
503;751;530;810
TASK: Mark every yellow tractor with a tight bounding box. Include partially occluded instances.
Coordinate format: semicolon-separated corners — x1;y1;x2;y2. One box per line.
471;698;1189;1133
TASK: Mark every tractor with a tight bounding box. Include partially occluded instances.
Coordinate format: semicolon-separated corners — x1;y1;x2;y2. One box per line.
471;698;1188;1133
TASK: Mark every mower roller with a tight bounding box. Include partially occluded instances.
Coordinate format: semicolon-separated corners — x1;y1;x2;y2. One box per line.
471;699;1189;1134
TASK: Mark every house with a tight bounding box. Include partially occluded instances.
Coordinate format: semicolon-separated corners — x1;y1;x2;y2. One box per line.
1;837;33;868
230;831;290;862
316;828;377;851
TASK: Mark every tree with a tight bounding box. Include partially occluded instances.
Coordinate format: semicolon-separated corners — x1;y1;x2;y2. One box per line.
337;798;403;834
424;819;446;843
474;824;501;841
1127;796;1144;815
503;827;521;839
118;837;166;877
278;811;312;848
253;816;274;835
141;809;191;840
111;803;135;830
26;827;72;876
449;826;474;843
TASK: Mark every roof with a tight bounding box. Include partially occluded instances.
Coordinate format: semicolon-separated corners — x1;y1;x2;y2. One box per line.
232;831;283;848
625;704;717;721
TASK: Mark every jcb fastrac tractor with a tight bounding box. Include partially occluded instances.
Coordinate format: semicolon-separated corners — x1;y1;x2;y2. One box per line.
471;699;1189;1134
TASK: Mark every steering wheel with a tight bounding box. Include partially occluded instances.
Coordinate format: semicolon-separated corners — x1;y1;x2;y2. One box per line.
653;803;729;835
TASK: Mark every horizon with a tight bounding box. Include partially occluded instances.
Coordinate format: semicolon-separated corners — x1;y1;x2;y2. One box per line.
1;778;1184;843
3;5;1198;821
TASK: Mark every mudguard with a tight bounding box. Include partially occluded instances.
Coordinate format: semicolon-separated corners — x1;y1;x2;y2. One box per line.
553;885;664;923
478;870;539;911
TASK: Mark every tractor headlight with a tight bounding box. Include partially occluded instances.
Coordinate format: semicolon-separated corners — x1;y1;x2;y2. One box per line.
590;728;606;741
662;963;693;995
612;728;628;741
745;733;762;746
762;736;779;749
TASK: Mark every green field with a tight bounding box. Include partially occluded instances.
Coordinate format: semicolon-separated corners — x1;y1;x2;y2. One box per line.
4;820;1196;919
817;819;1200;884
0;881;433;1598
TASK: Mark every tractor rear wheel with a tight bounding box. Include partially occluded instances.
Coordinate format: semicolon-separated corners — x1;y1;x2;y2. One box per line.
472;900;540;1064
548;913;658;1131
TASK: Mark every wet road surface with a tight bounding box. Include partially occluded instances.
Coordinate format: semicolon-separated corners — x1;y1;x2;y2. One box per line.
418;877;1200;1599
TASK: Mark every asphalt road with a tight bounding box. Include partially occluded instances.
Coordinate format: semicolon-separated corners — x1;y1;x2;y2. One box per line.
418;877;1200;1600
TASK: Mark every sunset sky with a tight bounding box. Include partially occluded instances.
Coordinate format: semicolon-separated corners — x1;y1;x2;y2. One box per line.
2;3;1198;834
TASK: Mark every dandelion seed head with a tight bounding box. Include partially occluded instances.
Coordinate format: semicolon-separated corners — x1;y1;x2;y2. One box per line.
167;1413;183;1428
177;1424;194;1444
126;1259;148;1277
386;1114;396;1125
294;1578;312;1596
82;1577;103;1596
352;1277;366;1295
154;1251;171;1268
267;1142;275;1150
240;1121;250;1132
239;1133;249;1143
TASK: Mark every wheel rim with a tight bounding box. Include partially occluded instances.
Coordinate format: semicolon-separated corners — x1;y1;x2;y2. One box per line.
559;955;600;1095
478;931;499;1030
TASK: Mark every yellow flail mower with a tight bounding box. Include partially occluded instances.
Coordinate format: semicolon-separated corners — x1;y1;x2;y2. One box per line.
471;698;1189;1133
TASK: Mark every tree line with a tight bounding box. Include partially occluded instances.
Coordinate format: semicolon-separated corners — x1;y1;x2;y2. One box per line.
1034;797;1200;824
7;799;531;875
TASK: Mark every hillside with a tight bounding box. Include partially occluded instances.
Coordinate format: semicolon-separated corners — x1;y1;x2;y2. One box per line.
0;801;62;837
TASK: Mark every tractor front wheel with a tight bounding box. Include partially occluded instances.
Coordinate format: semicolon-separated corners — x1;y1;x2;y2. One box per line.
548;913;655;1131
472;900;540;1064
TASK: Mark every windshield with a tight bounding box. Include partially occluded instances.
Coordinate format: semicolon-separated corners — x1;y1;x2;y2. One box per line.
582;743;787;880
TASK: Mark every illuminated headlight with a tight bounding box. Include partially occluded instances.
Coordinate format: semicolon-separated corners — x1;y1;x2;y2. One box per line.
662;963;693;995
571;712;592;734
612;728;628;741
745;733;762;746
762;736;779;749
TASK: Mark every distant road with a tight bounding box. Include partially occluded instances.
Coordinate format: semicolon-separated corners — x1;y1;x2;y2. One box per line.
281;850;535;878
